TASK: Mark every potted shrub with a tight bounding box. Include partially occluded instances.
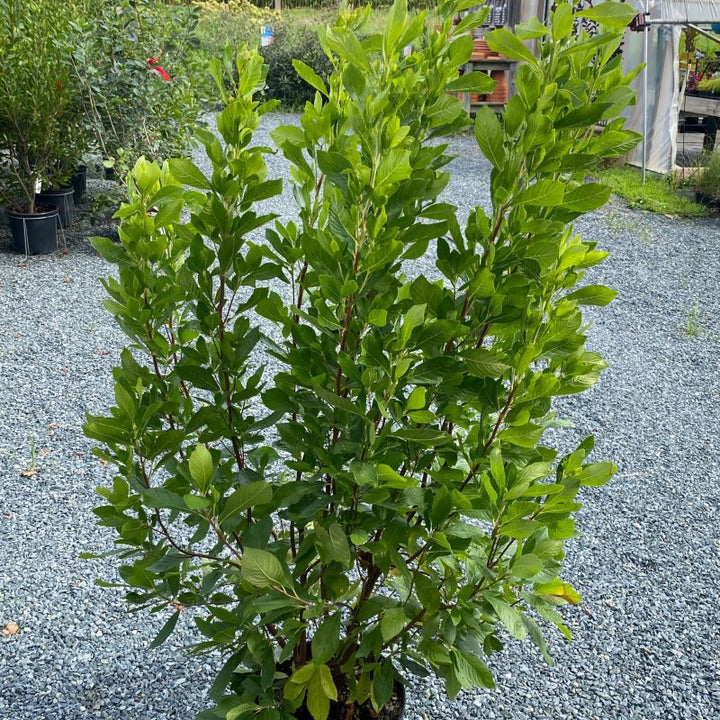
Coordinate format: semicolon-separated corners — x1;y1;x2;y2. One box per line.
0;0;82;251
85;2;640;719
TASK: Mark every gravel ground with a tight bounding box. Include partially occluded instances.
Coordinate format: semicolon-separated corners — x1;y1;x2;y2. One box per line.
1;113;719;720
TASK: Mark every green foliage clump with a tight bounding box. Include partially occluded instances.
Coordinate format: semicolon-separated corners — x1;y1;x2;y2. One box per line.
695;151;720;202
86;2;641;720
73;0;204;178
260;21;335;107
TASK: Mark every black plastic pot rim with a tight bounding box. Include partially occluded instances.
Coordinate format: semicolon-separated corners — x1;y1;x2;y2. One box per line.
37;186;75;196
6;204;59;220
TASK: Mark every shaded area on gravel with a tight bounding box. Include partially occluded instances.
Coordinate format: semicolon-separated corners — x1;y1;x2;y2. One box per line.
1;113;719;720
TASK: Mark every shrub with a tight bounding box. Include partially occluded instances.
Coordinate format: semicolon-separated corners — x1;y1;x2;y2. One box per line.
260;20;334;106
86;2;640;719
0;0;87;210
72;0;204;178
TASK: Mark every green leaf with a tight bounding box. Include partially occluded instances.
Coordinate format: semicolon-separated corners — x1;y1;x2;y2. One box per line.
510;553;544;579
391;428;452;446
148;610;180;649
515;180;565;207
463;349;509;378
446;72;495;94
141;488;187;511
380;607;407;642
377;464;416;489
374;149;412;194
579;461;616;486
306;665;334;720
577;1;638;30
189;444;213;492
292;59;327;95
400;303;426;344
474;106;505;168
499;423;545;448
485;28;537;65
551;2;574;40
168;158;211;190
565;284;617;306
563;183;611;212
220;481;273;524
487;596;528;639
312;613;341;665
406;386;426;411
372;660;395;709
242;547;285;588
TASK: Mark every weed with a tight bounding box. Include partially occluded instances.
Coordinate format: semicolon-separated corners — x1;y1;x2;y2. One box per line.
685;301;702;338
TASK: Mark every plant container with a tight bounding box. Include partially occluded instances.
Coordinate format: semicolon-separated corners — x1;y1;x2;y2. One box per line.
6;204;59;254
71;165;87;204
36;186;75;227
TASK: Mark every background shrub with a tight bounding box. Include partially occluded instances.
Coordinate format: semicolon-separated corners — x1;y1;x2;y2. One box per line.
260;20;334;106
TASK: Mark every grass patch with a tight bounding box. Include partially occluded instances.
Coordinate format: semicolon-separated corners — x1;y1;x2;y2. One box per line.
595;165;708;217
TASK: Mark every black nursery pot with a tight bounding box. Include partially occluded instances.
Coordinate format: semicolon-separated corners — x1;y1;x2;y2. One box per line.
71;165;87;205
6;204;59;255
36;186;75;227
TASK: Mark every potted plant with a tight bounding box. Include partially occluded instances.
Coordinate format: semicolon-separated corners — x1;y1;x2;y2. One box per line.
0;0;82;252
85;2;640;719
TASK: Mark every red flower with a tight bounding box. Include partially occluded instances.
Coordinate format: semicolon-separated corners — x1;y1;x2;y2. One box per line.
147;57;171;82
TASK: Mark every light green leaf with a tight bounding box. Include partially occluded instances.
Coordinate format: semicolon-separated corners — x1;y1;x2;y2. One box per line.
446;71;495;94
307;666;333;720
374;149;412;194
577;1;638;30
515;180;565;207
168;158;211;190
242;547;285;588
474;106;505;168
485;28;537;64
564;284;617;306
406;386;426;411
487;596;528;639
292;59;327;95
380;607;407;642
510;553;544;579
189;444;213;492
400;303;426;344
563;183;612;213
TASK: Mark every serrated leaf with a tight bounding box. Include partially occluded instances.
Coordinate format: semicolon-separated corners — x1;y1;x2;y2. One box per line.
242;547;285;588
510;553;544;579
446;71;495;94
487;597;528;639
380;607;407;642
515;180;565;207
220;481;273;524
312;613;341;665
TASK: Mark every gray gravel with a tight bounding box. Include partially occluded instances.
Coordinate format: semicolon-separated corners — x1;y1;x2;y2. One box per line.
1;112;719;719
